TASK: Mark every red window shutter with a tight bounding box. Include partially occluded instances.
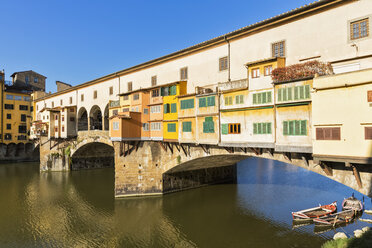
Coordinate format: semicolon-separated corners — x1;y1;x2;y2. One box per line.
316;128;324;140
365;127;372;140
324;128;331;140
368;91;372;102
331;127;341;140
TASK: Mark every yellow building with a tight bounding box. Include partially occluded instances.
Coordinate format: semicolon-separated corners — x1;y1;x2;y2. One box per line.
178;94;196;144
312;68;372;164
162;81;187;142
0;71;4;142
2;87;32;144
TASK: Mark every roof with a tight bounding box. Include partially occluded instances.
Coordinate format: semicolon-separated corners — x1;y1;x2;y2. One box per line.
10;70;47;78
245;57;283;67
118;80;185;96
35;0;349;102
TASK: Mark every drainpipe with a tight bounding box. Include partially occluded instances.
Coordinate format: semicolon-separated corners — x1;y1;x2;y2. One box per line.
224;35;231;82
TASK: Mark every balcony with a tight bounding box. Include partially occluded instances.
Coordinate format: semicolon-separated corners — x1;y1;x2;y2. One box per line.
109;100;120;108
218;79;248;92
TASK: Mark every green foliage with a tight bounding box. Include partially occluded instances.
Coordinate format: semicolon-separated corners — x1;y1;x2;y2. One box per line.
177;155;181;164
322;230;372;248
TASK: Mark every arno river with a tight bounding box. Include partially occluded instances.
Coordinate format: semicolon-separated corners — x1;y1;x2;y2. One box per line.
0;158;371;248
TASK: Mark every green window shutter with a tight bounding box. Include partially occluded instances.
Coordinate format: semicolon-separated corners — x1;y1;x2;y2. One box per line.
262;92;267;103
229;96;233;105
300;120;307;135
168;123;176;132
205;116;213;122
299;86;305;99
209;121;215;133
240;95;244;104
171;103;177;113
207;96;215;106
253;94;257;104
289;121;294;135
257;123;262;134
161;87;165;96
294;86;299;100
203;122;207;133
283;121;288;135
267;122;272;134
278;89;282;102
182;122;191;132
235;95;239;104
283;88;287;101
170;85;177;96
295;120;300;135
305;85;311;99
253;123;257;134
221;124;228;135
164;104;169;113
262;123;267;134
257;93;262;104
287;87;292;101
267;92;272;103
180;100;185;109
191;99;195;108
199;98;206;107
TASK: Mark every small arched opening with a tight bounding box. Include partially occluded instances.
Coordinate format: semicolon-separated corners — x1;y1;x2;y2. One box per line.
78;107;88;131
89;105;102;130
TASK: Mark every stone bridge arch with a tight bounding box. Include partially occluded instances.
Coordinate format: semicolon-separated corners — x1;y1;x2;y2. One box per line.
114;141;372;197
71;141;114;170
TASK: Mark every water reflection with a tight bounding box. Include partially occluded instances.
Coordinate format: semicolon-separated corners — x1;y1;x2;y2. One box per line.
0;158;371;247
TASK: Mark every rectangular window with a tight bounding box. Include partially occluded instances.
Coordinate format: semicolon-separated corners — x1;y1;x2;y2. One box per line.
6;124;11;130
62;126;65;132
180;99;194;109
142;123;149;131
5;104;14;109
19;105;28;111
81;94;84;102
283;120;307;136
365;127;372;140
219;56;228;71
128;82;133;91
161;87;169;96
207;96;215;106
199;97;206;107
54;127;58;133
170;103;177;113
203;117;215;133
170;85;177;96
23;96;31;101
316;127;341;140
55;115;58;120
253;91;272;104
69;97;73;104
264;65;273;76
163;103;170;113
52;102;54;108
151;122;161;131
62;116;65;121
150;105;161;113
5;134;12;140
151;76;157;86
25;76;29;83
60;99;63;106
133;94;139;100
113;122;119;130
252;68;260;78
18;125;27;133
6;94;13;100
34;77;38;83
180;67;188;80
123;95;129;100
152;89;160;97
109;86;113;95
272;41;285;57
235;95;244;104
367;91;372;102
144;108;149;114
112;110;118;116
70;117;75;122
253;122;272;134
93;90;97;99
167;123;176;133
221;123;228;135
228;123;241;134
6;114;11;119
14;95;22;101
182;121;192;132
351;18;369;40
21;114;26;122
224;96;233;106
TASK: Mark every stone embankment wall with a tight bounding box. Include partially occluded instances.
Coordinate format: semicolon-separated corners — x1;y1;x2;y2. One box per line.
0;142;39;162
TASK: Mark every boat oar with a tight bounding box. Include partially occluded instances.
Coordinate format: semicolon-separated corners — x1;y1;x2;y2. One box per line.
333;215;338;227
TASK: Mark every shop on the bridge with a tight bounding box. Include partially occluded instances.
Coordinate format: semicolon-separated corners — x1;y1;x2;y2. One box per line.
148;85;163;141
178;93;196;143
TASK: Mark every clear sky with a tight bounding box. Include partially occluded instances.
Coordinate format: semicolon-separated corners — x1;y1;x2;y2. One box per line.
1;0;315;93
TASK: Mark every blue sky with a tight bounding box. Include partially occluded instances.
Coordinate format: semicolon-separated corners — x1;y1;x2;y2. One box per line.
1;0;315;93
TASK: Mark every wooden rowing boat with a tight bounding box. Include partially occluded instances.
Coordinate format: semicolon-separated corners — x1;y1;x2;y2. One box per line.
292;201;337;221
342;195;363;212
313;209;355;226
359;218;372;223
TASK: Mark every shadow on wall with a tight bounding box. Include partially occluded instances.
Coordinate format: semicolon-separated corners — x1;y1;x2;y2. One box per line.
0;142;39;162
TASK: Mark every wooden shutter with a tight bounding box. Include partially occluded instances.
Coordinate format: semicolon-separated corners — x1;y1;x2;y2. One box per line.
295;120;300;135
267;122;272;134
278;89;282;102
262;123;267;134
200;98;206;107
257;123;262;134
365;127;372;139
316;128;324;140
300;120;307;135
257;93;262;104
262;92;267;103
253;123;257;134
299;86;305;99
331;127;341;140
283;88;287;101
287;87;292;101
324;128;331;140
283;121;288;135
305;85;311;99
267;91;272;103
367;91;372;102
222;124;228;135
289;121;294;135
253;94;257;104
294;86;299;100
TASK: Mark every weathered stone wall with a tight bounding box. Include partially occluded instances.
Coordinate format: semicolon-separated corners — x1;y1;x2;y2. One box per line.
0;142;39;162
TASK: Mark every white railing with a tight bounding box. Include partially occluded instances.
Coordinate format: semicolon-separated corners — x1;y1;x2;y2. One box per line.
218;79;248;91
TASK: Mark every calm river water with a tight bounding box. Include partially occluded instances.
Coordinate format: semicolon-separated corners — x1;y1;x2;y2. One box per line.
0;158;371;248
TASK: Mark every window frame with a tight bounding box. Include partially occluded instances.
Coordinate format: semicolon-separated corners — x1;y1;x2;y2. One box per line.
180;67;188;80
251;68;260;78
219;56;228;71
272;40;286;57
228;123;241;134
350;18;369;40
151;76;157;86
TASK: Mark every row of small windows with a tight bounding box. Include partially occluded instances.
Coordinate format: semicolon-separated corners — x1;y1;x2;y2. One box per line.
278;85;311;102
251;65;273;78
4;104;28;110
4;134;28;141
5;95;31;101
